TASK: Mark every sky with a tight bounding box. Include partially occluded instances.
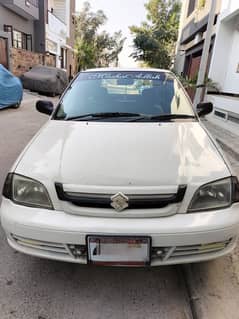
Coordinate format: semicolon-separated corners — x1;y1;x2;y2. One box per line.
75;0;147;67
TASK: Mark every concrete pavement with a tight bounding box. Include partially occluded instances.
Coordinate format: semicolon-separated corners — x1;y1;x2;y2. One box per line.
184;118;239;319
203;118;239;175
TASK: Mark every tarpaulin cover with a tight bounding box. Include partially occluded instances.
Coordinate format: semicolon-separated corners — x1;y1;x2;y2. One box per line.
21;65;68;95
0;64;23;109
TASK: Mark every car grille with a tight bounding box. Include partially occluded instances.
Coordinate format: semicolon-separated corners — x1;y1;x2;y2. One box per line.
11;234;87;258
55;183;187;209
152;239;232;261
12;235;69;255
11;235;232;263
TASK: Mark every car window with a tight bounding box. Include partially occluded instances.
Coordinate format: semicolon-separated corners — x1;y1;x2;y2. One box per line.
54;71;194;120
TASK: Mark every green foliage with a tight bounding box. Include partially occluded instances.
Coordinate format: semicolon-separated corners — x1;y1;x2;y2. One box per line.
75;2;126;71
174;72;220;92
129;0;181;69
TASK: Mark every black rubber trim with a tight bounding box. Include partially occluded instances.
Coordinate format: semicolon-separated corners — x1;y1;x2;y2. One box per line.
2;173;14;199
55;183;187;209
232;176;239;203
207;91;239;98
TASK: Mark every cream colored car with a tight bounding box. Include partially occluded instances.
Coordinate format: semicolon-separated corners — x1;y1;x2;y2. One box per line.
1;69;239;266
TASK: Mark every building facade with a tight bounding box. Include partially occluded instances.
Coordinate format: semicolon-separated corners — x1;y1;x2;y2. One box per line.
45;0;75;79
206;0;239;124
174;0;221;100
175;0;239;125
0;0;75;78
0;0;41;75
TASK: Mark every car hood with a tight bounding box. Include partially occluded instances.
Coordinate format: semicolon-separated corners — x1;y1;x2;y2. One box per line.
15;120;230;195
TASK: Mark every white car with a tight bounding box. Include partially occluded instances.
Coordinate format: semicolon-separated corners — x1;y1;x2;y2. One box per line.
1;68;239;267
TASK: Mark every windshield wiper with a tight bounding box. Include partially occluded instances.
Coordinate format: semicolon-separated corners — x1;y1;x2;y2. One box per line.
65;112;143;121
64;112;195;122
129;113;196;122
149;114;195;120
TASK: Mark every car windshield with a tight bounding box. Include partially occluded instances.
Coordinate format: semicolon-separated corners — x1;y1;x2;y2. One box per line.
54;71;195;121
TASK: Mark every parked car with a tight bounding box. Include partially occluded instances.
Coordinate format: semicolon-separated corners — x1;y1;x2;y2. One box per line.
0;64;23;110
1;68;239;267
21;65;68;96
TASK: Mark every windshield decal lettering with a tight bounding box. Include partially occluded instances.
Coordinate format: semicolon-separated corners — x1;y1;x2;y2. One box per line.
80;72;163;81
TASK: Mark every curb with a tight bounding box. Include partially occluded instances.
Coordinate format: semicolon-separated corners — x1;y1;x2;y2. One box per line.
181;264;204;319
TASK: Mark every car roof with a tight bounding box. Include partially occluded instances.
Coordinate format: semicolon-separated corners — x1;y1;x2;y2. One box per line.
82;67;171;73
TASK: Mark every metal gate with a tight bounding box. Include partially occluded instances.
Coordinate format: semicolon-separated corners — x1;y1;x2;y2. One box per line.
0;37;8;69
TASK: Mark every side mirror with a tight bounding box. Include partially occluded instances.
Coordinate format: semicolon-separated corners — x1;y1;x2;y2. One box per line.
196;102;213;117
36;100;54;115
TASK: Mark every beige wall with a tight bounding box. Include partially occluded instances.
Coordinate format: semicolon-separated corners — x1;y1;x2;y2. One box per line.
181;0;222;29
48;0;54;10
174;0;222;75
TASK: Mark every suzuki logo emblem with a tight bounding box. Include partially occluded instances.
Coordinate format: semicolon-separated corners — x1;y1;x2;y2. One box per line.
110;192;129;212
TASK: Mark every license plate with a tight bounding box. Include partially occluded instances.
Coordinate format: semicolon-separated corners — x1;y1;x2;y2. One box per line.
87;236;151;266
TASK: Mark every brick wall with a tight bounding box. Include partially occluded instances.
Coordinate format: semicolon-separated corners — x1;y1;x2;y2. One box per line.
10;48;56;77
11;48;43;77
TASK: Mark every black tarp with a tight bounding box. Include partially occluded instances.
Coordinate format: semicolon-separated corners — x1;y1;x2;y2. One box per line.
21;65;68;95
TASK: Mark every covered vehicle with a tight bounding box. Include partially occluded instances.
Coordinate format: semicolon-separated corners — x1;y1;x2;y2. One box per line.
21;65;68;96
0;64;23;110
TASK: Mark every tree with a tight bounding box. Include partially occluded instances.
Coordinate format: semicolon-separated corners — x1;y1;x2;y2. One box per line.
95;30;125;67
75;2;126;71
129;0;181;69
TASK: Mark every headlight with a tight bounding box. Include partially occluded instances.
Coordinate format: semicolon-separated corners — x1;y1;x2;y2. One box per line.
188;177;239;212
2;173;54;210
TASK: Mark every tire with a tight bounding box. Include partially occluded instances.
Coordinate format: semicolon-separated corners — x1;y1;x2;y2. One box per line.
12;101;21;109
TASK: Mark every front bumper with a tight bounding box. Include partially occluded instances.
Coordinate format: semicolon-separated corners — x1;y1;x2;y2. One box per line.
1;198;239;266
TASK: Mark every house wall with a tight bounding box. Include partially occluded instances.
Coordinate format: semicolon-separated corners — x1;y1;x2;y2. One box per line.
220;0;239;19
0;4;35;50
46;11;67;68
34;0;47;53
0;3;40;75
0;1;74;77
206;0;239;122
223;26;239;93
46;0;68;68
175;0;221;76
50;0;67;23
208;19;234;90
10;47;56;76
0;0;39;20
11;47;43;76
46;0;75;76
174;0;187;74
208;1;239;95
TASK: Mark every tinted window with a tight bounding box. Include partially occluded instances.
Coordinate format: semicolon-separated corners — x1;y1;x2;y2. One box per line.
55;71;194;120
